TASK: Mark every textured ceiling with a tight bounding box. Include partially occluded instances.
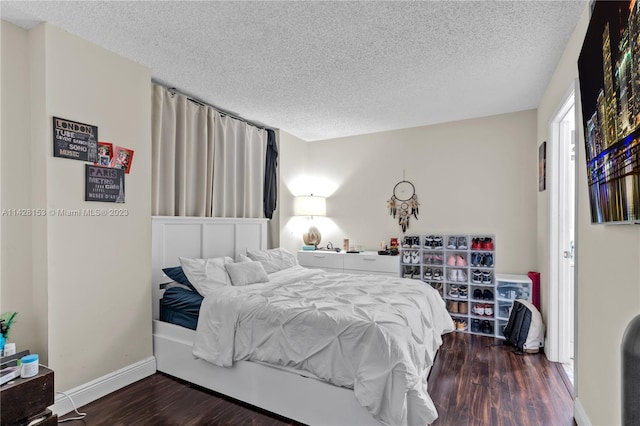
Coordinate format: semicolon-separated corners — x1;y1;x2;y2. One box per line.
1;1;587;141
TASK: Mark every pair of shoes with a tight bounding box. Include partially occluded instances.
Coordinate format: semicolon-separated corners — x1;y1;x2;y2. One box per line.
448;269;468;283
402;236;420;248
472;303;494;317
471;252;494;267
424;235;444;249
402;250;421;264
403;266;419;278
471;270;492;284
447;255;468;266
472;288;494;300
471;237;494;251
424;254;443;265
427;268;447;282
481;320;494;335
446;236;468;250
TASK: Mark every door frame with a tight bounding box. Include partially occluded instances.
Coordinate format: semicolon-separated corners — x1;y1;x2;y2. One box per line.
547;80;579;365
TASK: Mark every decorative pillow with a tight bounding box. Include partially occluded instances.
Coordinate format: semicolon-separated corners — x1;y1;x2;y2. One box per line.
162;266;195;291
235;253;252;263
246;248;298;274
225;261;269;286
178;256;234;297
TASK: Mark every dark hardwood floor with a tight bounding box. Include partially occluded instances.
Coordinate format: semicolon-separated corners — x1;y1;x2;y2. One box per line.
60;332;574;425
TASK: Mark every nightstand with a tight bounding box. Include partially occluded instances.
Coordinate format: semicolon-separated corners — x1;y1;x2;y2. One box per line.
298;250;399;276
1;366;57;426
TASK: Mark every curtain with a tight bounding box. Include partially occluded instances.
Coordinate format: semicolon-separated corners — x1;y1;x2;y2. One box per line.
264;129;278;219
212;112;267;218
152;84;270;219
152;85;214;216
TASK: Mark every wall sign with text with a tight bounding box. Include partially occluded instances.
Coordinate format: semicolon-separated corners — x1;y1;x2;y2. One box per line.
85;165;125;203
53;116;98;162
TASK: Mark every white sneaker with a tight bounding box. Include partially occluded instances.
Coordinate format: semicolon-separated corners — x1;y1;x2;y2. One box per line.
402;251;410;264
411;250;420;264
457;270;468;283
484;304;494;316
448;269;458;282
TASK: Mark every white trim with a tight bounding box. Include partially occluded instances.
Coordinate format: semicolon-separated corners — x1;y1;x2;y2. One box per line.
574;397;592;426
50;356;156;416
547;81;577;363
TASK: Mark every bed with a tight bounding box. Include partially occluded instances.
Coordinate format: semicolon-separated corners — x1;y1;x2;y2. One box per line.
152;216;453;426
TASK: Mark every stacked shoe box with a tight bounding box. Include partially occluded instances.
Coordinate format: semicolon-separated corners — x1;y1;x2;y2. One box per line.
494;273;533;338
400;234;496;337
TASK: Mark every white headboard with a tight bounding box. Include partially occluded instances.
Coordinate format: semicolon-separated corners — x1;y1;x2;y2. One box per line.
151;216;269;319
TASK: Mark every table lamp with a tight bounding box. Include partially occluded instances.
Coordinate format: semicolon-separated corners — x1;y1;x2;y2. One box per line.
294;195;326;248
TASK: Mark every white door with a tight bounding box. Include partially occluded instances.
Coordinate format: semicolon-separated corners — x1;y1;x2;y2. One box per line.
548;83;577;377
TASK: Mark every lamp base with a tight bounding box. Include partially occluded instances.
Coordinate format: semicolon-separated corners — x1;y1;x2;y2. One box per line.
302;226;321;247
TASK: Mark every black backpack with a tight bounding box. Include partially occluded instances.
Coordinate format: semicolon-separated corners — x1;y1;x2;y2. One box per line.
503;299;545;353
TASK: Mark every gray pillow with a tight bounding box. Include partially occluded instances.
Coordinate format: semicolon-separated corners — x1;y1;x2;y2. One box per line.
225;261;269;286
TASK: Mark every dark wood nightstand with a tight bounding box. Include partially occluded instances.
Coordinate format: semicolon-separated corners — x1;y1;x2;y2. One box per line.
1;366;57;426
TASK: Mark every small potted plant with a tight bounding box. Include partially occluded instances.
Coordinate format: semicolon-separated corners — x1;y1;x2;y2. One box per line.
0;312;18;354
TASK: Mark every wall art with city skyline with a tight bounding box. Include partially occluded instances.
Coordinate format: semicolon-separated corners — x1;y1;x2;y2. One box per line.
579;0;640;223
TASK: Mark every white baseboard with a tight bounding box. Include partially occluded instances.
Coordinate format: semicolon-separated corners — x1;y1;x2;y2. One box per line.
50;356;156;416
574;397;592;426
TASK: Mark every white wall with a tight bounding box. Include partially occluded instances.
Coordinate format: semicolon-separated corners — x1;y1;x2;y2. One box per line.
1;21;39;353
279;130;310;252
281;110;538;276
537;4;639;424
1;21;153;392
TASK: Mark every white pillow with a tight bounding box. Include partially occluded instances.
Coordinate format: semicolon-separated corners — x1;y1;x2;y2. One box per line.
178;256;233;297
235;253;252;263
225;261;269;286
246;248;298;274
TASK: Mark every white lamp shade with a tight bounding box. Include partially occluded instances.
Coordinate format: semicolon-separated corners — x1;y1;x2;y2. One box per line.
294;195;326;217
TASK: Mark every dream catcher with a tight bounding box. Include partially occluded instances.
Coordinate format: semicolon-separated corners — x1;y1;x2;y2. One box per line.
387;180;419;232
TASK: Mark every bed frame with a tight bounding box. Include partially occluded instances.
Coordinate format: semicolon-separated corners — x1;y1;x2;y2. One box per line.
152;216;380;425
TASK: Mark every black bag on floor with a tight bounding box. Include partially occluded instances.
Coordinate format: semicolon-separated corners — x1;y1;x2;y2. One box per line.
502;299;545;353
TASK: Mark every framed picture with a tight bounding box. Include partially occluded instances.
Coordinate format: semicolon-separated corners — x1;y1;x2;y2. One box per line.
111;146;134;174
539;141;546;192
52;116;99;162
85;164;125;203
96;141;113;166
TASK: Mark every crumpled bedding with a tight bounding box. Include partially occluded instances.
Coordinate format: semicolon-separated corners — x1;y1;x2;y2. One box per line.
193;265;454;426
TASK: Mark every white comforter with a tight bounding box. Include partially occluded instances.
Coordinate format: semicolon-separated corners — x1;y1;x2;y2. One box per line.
193;266;454;426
